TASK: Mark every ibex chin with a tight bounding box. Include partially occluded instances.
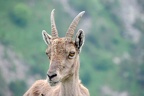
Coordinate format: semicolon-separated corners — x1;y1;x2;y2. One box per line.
23;9;90;96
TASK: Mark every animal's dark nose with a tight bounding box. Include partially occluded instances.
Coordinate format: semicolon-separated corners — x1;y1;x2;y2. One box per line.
47;73;57;81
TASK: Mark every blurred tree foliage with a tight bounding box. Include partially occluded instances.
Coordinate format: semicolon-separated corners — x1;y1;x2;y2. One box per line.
9;3;31;27
0;73;6;96
9;80;27;96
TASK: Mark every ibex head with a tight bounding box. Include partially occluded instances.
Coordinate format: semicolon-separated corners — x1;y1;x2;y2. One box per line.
42;9;85;86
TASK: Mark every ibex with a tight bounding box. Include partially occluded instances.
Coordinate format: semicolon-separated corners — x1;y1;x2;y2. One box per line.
23;9;89;96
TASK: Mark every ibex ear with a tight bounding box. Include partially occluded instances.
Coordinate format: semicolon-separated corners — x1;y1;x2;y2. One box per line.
42;30;52;45
75;29;85;53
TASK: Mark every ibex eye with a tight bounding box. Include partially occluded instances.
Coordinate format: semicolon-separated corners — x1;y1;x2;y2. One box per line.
46;52;48;55
46;52;51;59
68;51;75;59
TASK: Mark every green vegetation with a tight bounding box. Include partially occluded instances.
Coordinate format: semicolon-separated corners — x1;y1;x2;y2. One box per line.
9;3;31;27
9;80;27;96
0;0;144;96
0;73;6;96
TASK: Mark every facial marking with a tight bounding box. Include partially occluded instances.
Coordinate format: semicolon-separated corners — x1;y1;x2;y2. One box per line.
52;39;66;57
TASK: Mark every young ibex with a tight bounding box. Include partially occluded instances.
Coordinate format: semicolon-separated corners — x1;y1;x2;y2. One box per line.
23;9;89;96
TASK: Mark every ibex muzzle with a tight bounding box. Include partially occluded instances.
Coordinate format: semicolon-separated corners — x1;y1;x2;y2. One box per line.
47;60;59;82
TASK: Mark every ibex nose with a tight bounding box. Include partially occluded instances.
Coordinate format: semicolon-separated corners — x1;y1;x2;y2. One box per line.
47;73;57;81
47;61;58;81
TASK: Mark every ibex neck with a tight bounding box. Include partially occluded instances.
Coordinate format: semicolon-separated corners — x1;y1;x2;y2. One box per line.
60;57;80;96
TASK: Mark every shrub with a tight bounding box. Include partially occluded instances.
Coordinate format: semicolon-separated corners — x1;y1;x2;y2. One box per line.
0;73;6;96
81;72;91;86
9;80;27;96
93;57;113;71
10;3;31;27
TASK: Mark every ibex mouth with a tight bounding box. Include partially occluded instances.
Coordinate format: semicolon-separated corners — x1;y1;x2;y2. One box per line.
49;81;59;86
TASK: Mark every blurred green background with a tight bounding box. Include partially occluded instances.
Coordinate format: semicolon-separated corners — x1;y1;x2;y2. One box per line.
0;0;144;96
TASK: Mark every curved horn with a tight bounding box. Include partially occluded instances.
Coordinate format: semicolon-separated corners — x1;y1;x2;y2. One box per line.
66;11;85;38
51;9;58;38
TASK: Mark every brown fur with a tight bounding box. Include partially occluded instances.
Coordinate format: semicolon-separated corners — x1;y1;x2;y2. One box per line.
24;39;89;96
24;10;89;96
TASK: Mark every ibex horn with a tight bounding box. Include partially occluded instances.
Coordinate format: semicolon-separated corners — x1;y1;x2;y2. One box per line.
51;9;58;38
66;11;85;38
